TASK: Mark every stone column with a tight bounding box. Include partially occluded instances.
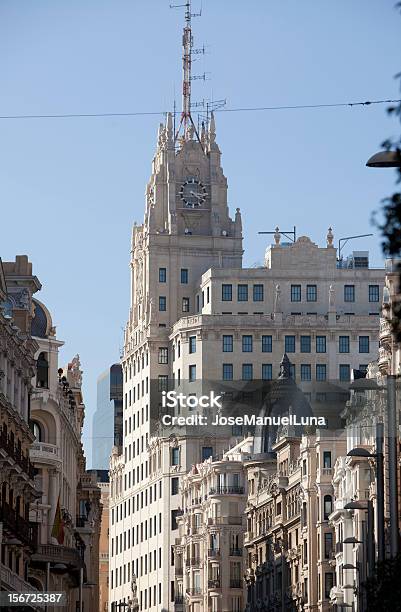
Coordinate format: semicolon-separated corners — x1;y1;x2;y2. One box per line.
48;469;59;542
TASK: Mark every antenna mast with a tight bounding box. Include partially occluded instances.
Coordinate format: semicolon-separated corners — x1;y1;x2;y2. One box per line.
170;0;202;143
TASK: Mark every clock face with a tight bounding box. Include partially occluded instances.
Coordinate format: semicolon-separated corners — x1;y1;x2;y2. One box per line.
179;177;207;208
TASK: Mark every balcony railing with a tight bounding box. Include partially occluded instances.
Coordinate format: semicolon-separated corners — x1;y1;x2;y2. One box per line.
186;557;201;567
230;548;243;557
208;579;221;589
31;544;83;570
0;503;37;548
230;579;243;589
30;442;61;465
209;486;244;495
0;564;38;594
208;549;220;558
76;515;88;528
335;542;343;554
174;595;184;604
186;588;202;596
0;431;35;478
175;567;183;576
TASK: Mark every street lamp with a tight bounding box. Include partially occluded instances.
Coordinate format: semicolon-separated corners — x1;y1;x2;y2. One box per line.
344;501;375;578
347;421;385;562
342;537;363;545
366;150;401;168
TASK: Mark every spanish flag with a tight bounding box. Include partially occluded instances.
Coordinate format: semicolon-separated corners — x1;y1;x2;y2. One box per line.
51;495;65;545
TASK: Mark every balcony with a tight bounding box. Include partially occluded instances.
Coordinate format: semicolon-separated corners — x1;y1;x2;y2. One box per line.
230;548;243;557
31;544;83;571
208;579;221;589
30;442;61;467
209;486;244;495
230;579;243;589
244;532;254;544
186;588;202;597
0;431;35;478
175;595;184;604
0;503;37;548
186;557;201;567
208;549;220;558
0;564;38;594
335;542;343;554
175;567;183;576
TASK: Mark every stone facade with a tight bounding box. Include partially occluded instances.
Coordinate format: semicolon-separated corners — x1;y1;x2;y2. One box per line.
28;298;102;612
0;256;40;597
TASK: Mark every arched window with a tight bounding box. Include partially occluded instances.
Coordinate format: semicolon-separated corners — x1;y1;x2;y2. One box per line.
32;421;43;442
36;353;49;388
324;495;333;520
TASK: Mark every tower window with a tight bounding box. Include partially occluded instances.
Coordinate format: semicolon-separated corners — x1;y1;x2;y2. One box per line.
182;297;190;312
180;269;188;284
222;284;232;301
222;335;233;352
344;285;355;302
36;352;49;388
369;285;380;302
159;296;167;311
189;336;196;354
306;284;317;302
158;347;168;364
339;336;350;353
291;285;301;302
237;284;248;302
253;284;264;301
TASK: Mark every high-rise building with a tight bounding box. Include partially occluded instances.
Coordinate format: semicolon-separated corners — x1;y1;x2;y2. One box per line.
108;11;385;612
93;365;123;470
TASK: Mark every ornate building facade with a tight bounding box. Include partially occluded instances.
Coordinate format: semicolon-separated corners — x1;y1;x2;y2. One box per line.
28;298;102;611
0;256;40;598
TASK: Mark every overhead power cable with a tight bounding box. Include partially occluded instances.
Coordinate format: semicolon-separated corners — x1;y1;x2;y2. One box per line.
0;98;399;120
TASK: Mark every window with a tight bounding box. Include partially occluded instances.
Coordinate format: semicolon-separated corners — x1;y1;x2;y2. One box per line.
262;364;272;380
182;297;190;312
285;335;295;353
291;285;301;302
339;364;350;381
189;365;196;382
253;284;264;301
180;268;188;284
300;336;311;353
301;364;311;381
159;268;166;283
222;335;233;352
359;364;368;373
189;336;196;354
222;284;232;301
344;285;355;302
242;364;253;380
159;296;166;311
324;572;334;599
369;284;380;302
359;336;370;353
222;363;233;380
323;495;333;520
290;364;296;380
171;447;180;466
339;336;350;353
32;421;42;442
171;477;179;495
262;335;272;352
202;447;213;461
324;533;333;559
158;375;168;391
316;364;327;381
316;336;326;353
306;284;317;302
171;510;180;530
242;335;253;352
158;347;168;364
237;284;248;301
196;294;200;312
323;451;332;468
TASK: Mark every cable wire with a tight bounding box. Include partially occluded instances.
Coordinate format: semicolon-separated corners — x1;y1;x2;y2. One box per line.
0;98;399;120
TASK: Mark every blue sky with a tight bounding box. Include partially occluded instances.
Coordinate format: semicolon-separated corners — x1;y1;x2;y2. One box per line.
1;0;400;466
